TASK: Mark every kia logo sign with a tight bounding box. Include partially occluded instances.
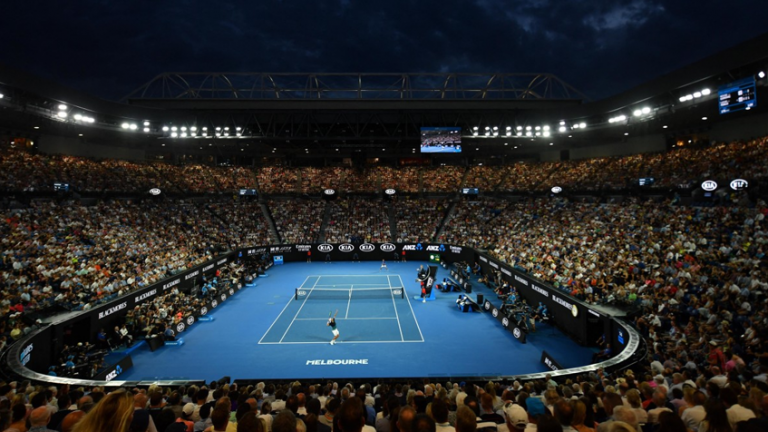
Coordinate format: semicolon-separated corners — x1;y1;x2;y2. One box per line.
318;244;333;253
339;244;354;253
502;317;509;328
186;316;195;326
323;189;336;195
359;243;375;252
380;243;396;253
176;323;185;333
492;308;499;318
149;188;162;195
701;180;717;191
730;179;748;190
513;328;522;339
221;294;227;301
200;307;208;315
229;288;235;295
551;186;562;194
211;300;218;308
385;188;396;195
484;301;491;311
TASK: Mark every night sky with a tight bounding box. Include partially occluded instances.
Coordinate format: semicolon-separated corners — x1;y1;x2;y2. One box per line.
2;1;767;102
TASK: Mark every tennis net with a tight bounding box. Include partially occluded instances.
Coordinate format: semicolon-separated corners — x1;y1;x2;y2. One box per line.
294;287;405;300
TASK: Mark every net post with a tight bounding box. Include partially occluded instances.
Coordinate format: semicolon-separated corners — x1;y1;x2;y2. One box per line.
295;288;298;301
401;288;404;299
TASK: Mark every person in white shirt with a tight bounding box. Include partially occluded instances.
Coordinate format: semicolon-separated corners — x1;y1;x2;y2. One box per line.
721;388;756;430
680;391;707;432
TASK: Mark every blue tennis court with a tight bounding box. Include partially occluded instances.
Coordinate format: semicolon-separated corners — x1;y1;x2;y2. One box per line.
259;275;423;344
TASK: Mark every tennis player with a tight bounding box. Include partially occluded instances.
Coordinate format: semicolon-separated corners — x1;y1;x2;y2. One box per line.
328;309;340;345
380;259;388;272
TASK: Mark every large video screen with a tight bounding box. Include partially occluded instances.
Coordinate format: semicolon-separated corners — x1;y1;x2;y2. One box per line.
420;127;461;153
719;77;756;114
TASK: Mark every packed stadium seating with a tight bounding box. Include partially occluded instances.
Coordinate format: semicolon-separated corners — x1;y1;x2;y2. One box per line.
1;136;768;432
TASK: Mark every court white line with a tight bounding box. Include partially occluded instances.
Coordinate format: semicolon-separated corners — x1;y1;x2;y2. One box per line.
259;340;425;345
258;276;310;344
388;275;404;342
399;274;425;342
345;284;352;319
309;275;395;278
279;276;319;343
294;317;398;321
313;283;395;286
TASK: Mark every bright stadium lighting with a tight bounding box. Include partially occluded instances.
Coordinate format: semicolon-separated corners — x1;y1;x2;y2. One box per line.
685;94;694;101
216;132;221;137
679;96;686;102
759;71;766;79
572;124;580;129
128;124;137;130
484;131;490;136
58;104;67;111
559;126;566;132
693;92;702;98
485;126;490;130
535;126;541;131
641;107;651;114
202;127;208;131
171;132;178;138
143;121;150;126
493;131;498;136
506;131;512;137
579;122;586;128
0;93;4;99
224;127;230;131
701;88;711;95
224;132;229;136
526;131;532;137
517;126;523;130
181;132;187;137
121;123;129;129
163;126;169;132
516;131;522;136
143;128;150;133
473;126;479;131
472;131;478;136
535;132;541;136
505;126;511;130
543;125;550;131
73;114;82;120
560;121;565;125
57;111;67;118
543;131;550;137
624;132;629;136
171;126;178;131
663;125;668;128
216;127;221;131
190;126;197;131
236;127;242;131
492;126;498;131
702;117;708;120
181;126;187;131
237;132;242;136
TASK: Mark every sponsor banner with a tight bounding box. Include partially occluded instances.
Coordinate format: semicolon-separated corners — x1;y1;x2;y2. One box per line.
98;302;128;320
449;246;462;254
270;246;293;254
501;268;511;277
380;243;396;253
295;245;312;252
426;244;446;252
20;343;33;367
162;278;181;291
306;359;368;365
211;299;219;308
175;322;186;334
229;288;235;296
93;355;133;381
540;350;563;371
552;293;579;317
511;326;525;342
186;316;195;326
359;243;375;253
483;299;492;311
338;243;354;253
479;256;488;263
245;247;267;256
317;244;334;253
134;289;157;305
184;270;200;281
199;306;209;316
202;264;215;272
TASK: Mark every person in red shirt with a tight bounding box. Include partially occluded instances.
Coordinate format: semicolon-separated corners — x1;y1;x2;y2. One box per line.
707;341;726;371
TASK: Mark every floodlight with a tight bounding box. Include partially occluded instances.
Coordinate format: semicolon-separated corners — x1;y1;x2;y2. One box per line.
121;123;129;129
129;124;138;130
181;132;187;137
181;126;187;131
535;126;541;131
224;127;230;130
191;126;197;131
57;111;67;118
202;127;208;131
58;104;67;111
163;126;169;132
633;110;642;117
484;131;490;136
505;126;511;130
492;126;498;131
641;107;650;114
679;96;686;102
506;132;511;137
693;92;702;98
143;121;150;126
702;117;707;120
517;126;523;130
543;125;550;131
473;126;479;130
516;131;522;136
171;132;178;138
143;128;150;132
759;71;766;79
559;126;566;132
579;123;586;128
472;131;478;136
236;127;242;131
543;131;550;137
701;88;711;96
216;127;221;131
0;93;4;99
526;131;532;137
73;114;82;120
559;121;565;125
171;126;178;131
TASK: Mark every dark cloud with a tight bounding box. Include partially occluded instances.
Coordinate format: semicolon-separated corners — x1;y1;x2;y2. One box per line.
1;0;766;101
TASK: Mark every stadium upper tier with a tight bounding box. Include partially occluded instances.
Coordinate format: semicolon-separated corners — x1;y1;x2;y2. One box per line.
1;135;766;194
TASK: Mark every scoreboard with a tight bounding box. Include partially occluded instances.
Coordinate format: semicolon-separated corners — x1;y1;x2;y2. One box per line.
719;77;757;114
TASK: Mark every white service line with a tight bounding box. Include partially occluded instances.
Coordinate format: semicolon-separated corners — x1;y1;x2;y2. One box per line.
258;276;310;344
399;274;425;342
389;275;404;341
279;276;319;343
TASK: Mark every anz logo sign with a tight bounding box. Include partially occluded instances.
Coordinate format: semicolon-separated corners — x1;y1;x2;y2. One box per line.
339;244;354;253
426;245;446;252
318;244;334;253
105;365;123;382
